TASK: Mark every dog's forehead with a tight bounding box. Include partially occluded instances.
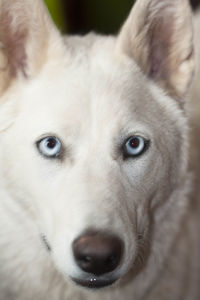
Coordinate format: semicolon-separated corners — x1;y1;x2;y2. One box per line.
18;35;171;137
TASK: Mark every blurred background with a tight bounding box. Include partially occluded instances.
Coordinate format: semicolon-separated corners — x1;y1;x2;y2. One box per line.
44;0;200;34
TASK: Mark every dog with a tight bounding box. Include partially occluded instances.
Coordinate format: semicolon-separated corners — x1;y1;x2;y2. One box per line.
0;0;200;299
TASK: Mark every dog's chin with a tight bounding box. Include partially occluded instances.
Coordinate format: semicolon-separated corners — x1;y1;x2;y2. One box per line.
71;277;118;289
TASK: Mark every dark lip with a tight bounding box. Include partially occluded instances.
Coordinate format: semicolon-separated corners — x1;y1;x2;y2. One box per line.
40;235;51;252
71;277;117;289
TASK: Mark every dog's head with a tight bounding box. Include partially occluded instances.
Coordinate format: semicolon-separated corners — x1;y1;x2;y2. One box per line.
0;0;194;290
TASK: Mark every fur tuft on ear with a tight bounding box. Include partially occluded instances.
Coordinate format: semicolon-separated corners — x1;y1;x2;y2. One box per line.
0;0;61;93
116;0;194;100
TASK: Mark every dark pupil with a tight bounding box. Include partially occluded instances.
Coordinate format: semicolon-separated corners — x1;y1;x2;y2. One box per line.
130;138;139;148
47;138;56;149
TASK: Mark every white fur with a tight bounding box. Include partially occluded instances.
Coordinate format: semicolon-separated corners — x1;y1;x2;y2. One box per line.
0;0;200;299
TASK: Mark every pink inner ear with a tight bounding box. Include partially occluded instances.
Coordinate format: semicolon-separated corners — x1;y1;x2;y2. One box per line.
148;16;173;80
0;11;28;78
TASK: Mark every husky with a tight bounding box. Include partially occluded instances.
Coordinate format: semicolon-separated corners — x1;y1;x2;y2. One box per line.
0;0;200;299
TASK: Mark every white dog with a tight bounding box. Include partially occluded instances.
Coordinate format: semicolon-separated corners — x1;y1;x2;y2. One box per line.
0;0;200;299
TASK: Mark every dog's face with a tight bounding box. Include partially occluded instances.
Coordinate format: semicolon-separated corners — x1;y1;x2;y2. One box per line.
0;0;194;290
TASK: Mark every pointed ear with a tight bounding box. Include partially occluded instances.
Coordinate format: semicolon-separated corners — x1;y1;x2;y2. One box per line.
116;0;194;100
0;0;62;93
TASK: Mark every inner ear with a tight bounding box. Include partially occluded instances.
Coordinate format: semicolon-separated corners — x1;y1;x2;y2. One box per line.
116;0;194;100
1;11;28;78
0;0;63;94
148;16;173;79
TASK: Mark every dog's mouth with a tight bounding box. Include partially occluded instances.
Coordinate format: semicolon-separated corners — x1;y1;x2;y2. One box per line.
41;235;51;252
71;277;117;289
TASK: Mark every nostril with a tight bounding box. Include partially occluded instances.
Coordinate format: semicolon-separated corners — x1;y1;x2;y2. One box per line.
78;255;93;269
106;255;118;267
72;231;123;276
84;256;92;262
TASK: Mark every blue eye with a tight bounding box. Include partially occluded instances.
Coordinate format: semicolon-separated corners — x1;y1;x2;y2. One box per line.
37;137;61;158
123;136;149;158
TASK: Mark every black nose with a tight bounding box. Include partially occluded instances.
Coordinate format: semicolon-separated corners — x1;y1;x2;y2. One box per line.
72;232;123;276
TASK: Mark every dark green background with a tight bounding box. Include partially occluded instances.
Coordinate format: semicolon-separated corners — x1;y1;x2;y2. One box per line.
44;0;200;34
